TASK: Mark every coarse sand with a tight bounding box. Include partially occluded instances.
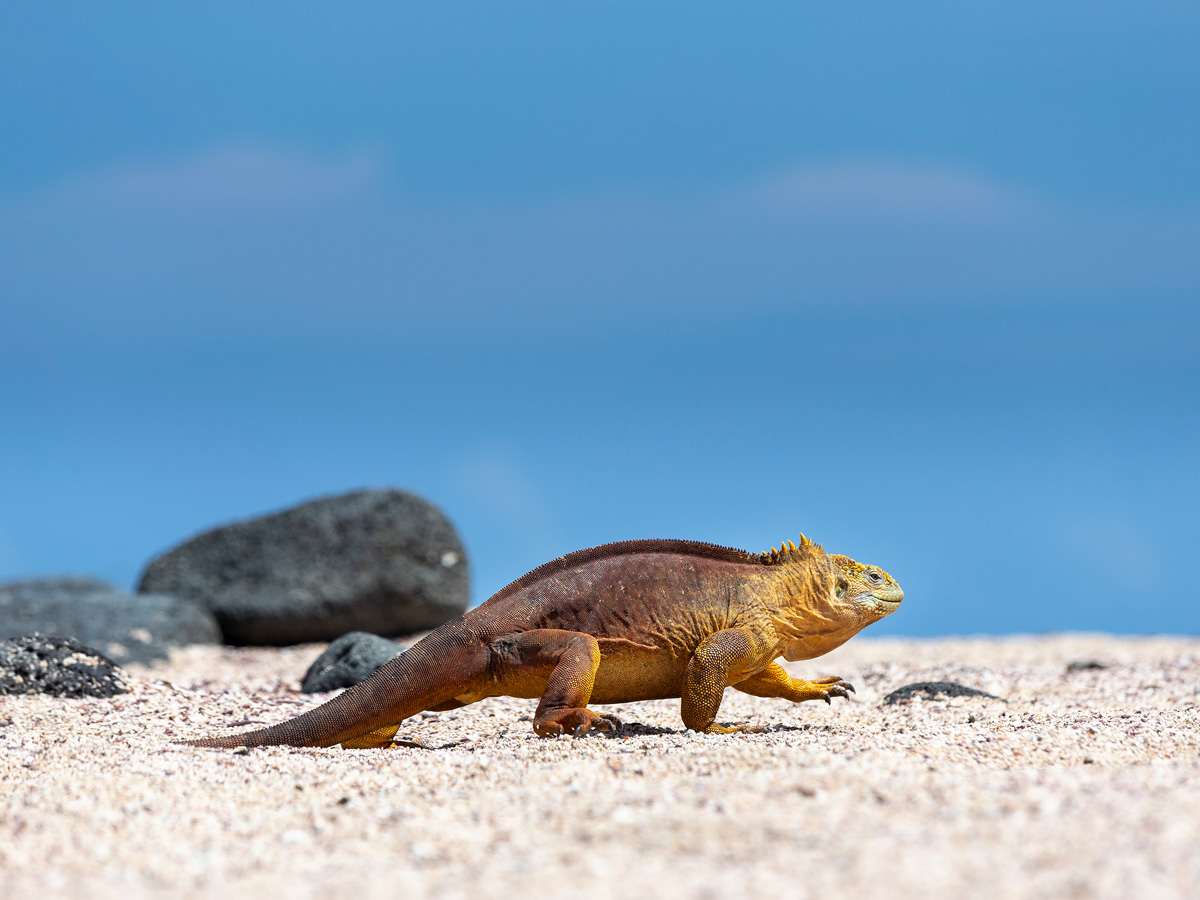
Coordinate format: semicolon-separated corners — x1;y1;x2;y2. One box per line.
2;634;1198;900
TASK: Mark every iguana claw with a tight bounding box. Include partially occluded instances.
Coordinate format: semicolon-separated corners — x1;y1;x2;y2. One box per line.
817;683;853;704
812;677;856;703
571;714;621;738
539;708;622;738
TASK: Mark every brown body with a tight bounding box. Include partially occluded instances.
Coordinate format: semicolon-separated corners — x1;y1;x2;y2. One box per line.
185;537;902;749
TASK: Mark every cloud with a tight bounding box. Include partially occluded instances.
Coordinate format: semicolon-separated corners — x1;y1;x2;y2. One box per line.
749;159;1044;223
20;142;386;219
2;145;1198;349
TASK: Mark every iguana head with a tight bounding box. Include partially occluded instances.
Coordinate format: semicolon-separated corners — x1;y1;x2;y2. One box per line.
828;554;903;619
768;538;903;661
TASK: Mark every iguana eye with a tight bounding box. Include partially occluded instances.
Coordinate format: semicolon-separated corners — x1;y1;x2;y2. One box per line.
836;579;847;598
868;571;882;584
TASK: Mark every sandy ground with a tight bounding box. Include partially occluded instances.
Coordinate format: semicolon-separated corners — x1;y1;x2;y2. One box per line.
2;634;1199;900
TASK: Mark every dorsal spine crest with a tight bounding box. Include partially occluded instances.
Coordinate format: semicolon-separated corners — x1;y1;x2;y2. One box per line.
759;534;823;563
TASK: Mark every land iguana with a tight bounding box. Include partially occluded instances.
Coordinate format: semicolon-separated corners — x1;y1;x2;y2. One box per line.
184;535;901;748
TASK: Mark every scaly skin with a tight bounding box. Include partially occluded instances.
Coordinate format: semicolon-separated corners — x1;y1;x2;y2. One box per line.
183;536;902;748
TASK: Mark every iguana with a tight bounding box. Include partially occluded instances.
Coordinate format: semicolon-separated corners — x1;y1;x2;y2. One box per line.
184;536;901;748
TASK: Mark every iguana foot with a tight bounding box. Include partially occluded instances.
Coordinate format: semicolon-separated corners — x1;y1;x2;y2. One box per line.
807;676;855;705
533;708;622;738
573;714;622;738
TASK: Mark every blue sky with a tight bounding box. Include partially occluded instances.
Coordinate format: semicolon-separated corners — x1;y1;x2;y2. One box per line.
2;4;1197;634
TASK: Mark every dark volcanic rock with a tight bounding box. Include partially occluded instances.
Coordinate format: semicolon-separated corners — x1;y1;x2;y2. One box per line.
137;489;469;646
0;577;221;665
0;634;129;697
883;681;1007;705
301;631;407;693
1066;659;1109;672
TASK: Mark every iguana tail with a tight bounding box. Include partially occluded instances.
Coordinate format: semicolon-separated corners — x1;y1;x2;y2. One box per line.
182;622;485;748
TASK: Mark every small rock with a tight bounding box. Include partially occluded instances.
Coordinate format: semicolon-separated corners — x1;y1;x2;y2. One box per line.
301;631;406;693
1066;660;1109;672
0;577;221;665
137;489;469;645
882;681;1007;705
0;635;129;697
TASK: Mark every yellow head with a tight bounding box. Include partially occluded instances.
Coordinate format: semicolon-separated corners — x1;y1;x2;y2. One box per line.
828;554;903;619
767;538;904;661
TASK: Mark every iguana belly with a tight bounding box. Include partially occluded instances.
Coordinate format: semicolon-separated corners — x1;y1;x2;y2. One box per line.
589;648;688;703
460;645;687;705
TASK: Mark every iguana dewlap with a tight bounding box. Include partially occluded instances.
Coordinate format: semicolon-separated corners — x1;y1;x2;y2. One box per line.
184;536;902;748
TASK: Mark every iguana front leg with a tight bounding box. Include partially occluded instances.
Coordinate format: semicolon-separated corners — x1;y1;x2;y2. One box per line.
680;627;775;734
732;662;855;705
503;630;622;737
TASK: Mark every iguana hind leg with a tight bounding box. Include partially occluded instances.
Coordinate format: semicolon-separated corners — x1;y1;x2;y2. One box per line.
426;698;468;712
733;663;855;705
499;629;621;737
336;704;467;748
340;724;401;749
